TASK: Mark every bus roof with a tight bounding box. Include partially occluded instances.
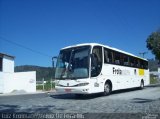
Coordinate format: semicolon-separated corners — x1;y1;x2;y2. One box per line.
61;43;148;61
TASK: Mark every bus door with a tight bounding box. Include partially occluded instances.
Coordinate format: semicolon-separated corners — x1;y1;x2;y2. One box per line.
90;46;103;93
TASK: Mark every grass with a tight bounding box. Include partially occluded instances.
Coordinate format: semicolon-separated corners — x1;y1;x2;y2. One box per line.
150;74;159;84
36;81;55;91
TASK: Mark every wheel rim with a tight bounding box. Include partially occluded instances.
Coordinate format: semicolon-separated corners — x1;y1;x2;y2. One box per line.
141;81;144;88
104;83;110;94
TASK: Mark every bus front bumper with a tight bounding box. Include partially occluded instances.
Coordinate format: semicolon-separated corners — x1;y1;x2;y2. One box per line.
55;86;90;94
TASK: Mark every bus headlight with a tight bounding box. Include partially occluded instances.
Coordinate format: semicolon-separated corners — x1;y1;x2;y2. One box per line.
77;83;89;86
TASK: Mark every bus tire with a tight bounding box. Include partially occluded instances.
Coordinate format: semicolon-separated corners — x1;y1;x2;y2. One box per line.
140;80;144;89
103;82;111;96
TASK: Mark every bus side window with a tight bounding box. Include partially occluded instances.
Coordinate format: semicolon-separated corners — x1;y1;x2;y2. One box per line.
140;60;143;69
144;61;148;69
114;52;120;65
135;59;140;68
0;57;2;72
91;46;102;77
123;55;129;66
108;50;114;64
130;57;134;67
104;48;110;63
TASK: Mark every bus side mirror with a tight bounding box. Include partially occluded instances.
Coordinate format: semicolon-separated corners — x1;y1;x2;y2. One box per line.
52;56;57;68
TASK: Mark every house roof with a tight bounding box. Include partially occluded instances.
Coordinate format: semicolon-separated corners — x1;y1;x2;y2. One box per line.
0;53;15;59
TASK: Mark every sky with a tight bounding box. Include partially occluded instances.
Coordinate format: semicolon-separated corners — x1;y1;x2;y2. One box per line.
0;0;160;67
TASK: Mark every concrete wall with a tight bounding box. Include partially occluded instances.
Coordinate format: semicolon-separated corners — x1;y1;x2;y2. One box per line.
3;56;14;73
13;71;36;93
0;55;14;93
0;71;36;93
0;55;36;94
0;72;4;93
2;71;36;93
3;72;13;93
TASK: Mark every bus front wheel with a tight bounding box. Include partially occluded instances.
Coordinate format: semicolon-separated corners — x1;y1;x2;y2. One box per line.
103;82;111;96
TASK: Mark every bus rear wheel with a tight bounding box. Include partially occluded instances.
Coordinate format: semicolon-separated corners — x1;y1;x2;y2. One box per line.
103;82;111;96
140;80;144;89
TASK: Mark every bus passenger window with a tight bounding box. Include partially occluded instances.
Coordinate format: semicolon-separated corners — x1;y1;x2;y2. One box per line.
144;61;148;69
130;57;134;67
91;46;102;77
114;52;120;65
135;59;140;68
104;48;109;63
108;50;114;64
123;55;129;66
0;57;2;72
140;60;144;69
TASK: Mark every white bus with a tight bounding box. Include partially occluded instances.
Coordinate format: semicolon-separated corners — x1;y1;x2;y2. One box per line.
54;43;149;95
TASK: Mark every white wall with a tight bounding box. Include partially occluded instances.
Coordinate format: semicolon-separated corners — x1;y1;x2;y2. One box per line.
3;72;13;93
0;55;14;93
0;55;36;94
3;71;36;93
3;56;14;73
0;72;4;93
13;71;36;92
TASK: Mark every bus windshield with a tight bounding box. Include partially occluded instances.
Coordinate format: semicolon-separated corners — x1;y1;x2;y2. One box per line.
55;46;90;79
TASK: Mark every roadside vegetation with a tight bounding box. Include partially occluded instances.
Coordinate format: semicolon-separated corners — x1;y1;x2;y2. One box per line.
36;81;55;91
150;74;159;84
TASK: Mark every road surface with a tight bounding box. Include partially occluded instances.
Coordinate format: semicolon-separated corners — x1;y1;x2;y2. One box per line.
0;84;160;119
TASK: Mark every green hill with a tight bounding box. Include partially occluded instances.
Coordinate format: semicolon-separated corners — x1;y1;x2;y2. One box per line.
15;59;158;81
15;65;55;81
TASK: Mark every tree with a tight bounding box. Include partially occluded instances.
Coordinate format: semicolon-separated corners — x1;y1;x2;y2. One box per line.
146;31;160;62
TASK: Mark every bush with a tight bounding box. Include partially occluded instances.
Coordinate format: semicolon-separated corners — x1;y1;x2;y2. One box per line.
36;85;43;90
150;74;158;84
36;81;55;91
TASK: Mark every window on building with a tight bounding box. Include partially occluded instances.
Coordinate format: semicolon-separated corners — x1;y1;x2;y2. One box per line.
0;57;2;71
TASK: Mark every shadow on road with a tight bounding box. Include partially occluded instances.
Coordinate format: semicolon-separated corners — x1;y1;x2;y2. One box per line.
50;93;103;100
145;83;160;88
0;104;19;113
131;98;155;103
0;104;54;113
111;87;141;95
50;87;143;100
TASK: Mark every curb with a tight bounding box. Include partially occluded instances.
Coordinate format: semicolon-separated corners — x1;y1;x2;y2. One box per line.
0;92;48;100
146;83;160;87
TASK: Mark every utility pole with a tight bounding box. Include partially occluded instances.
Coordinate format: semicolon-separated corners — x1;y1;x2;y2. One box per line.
51;78;52;91
42;78;44;91
139;52;148;58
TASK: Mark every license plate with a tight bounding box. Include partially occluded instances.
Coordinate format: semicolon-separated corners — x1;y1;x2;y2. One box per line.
65;89;71;92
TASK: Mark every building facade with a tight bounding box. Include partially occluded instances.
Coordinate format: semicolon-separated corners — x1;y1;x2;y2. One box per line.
0;53;36;93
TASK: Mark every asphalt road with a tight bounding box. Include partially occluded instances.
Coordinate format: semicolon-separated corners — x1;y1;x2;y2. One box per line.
0;84;160;119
